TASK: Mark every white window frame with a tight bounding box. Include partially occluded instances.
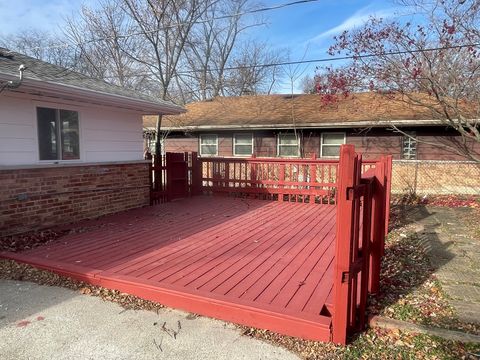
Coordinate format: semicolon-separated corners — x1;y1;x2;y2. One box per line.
233;133;254;157
35;104;82;163
320;132;346;158
402;132;417;160
277;133;301;158
199;134;218;157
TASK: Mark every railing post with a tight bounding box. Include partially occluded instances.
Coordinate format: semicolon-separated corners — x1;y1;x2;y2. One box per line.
165;152;170;201
309;162;317;205
191;152;202;195
332;144;356;344
279;163;285;202
384;155;393;237
368;157;386;294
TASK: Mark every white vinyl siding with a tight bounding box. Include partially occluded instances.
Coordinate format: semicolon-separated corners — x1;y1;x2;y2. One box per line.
233;133;253;156
277;133;300;157
320;132;346;158
199;134;218;156
0;93;144;165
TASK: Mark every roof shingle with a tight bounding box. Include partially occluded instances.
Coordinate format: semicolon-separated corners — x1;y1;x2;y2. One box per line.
0;48;182;113
149;93;444;130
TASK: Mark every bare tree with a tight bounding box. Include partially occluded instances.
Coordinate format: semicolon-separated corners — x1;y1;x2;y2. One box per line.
119;0;208;156
299;75;317;94
225;41;285;96
316;0;480;161
64;0;150;92
178;0;265;101
0;30;75;67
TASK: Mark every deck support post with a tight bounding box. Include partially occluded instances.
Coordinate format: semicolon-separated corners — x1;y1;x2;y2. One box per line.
332;144;356;344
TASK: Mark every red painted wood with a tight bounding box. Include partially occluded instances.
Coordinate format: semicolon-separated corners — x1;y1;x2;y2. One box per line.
189;206;319;292
332;145;356;344
200;157;338;204
245;215;336;303
1;147;393;344
171;205;316;288
215;207;335;298
0;197;336;342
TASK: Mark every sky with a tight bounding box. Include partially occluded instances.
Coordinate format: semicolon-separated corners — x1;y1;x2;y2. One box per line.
0;0;402;93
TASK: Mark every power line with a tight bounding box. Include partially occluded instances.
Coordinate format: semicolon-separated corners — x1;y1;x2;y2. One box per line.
100;42;480;78
23;0;321;52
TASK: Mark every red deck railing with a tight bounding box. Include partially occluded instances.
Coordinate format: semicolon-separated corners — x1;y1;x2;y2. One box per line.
148;146;392;344
200;156;339;204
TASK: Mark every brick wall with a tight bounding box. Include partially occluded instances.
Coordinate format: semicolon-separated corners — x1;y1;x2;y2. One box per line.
0;162;150;236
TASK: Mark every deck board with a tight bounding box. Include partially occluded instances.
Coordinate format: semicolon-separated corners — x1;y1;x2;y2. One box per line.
1;196;336;342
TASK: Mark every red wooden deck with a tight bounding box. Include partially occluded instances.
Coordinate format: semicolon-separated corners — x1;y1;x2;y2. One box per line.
2;196;336;342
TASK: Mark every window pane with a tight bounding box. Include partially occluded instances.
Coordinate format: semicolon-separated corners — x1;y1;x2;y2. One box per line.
201;145;217;155
201;135;217;145
37;107;58;160
402;133;417;159
234;134;252;145
235;144;253;156
60;110;80;160
279;145;299;157
322;133;345;145
322;145;341;157
279;134;298;145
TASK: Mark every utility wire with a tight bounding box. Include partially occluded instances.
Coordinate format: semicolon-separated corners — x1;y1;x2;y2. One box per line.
98;42;480;78
22;0;321;52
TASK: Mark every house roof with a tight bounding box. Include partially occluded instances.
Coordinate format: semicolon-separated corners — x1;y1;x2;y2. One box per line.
144;93;449;131
0;48;184;114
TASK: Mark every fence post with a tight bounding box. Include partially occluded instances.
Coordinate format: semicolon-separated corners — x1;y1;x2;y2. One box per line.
368;157;386;294
332;144;356;344
384;155;393;237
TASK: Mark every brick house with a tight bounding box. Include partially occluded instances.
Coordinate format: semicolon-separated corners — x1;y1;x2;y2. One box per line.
144;94;480;195
0;48;184;236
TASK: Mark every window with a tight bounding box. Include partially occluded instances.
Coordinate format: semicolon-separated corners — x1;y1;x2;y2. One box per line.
199;134;218;156
402;132;417;159
277;133;300;157
233;133;253;156
320;132;345;157
37;107;80;160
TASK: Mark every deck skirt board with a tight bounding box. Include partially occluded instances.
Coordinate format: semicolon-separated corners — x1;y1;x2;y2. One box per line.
1;196;336;342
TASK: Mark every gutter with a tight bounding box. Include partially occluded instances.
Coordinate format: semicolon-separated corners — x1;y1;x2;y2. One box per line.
154;119;447;131
0;73;185;115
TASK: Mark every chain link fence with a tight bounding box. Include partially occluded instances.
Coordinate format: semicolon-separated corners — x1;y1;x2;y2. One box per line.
390;160;480;195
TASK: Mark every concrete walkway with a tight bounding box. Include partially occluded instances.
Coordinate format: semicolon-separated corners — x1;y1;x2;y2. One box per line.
0;280;299;360
406;206;480;324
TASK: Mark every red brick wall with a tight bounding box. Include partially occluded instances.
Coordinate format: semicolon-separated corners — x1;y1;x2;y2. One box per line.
0;162;150;236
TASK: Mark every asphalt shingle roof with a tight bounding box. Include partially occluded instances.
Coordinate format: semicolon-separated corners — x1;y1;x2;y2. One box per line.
145;93;446;130
0;47;182;112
